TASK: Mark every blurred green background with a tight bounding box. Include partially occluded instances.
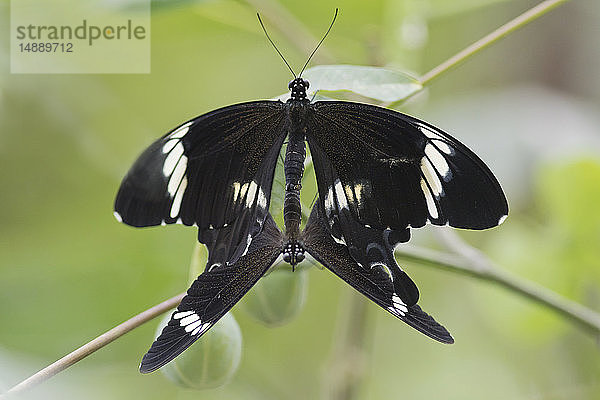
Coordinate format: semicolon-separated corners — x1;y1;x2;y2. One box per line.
2;0;600;399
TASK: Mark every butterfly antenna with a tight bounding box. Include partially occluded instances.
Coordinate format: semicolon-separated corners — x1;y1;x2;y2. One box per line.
257;13;296;78
299;8;338;77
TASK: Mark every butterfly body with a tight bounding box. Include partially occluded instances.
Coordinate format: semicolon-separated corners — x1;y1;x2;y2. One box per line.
115;74;508;373
281;78;311;263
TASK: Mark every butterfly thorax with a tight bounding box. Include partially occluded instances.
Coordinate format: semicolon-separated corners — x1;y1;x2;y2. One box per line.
288;77;310;102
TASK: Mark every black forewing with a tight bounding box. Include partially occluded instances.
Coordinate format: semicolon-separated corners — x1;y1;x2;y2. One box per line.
306;101;508;231
114;100;286;230
139;214;283;373
301;203;453;344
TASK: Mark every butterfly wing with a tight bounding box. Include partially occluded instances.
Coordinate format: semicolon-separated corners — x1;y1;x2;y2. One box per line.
301;202;453;344
114;101;286;229
115;100;286;262
306;101;508;231
139;214;283;373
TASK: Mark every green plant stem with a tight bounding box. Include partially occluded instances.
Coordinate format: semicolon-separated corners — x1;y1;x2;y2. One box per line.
322;288;371;400
419;0;571;85
2;293;185;397
395;235;600;336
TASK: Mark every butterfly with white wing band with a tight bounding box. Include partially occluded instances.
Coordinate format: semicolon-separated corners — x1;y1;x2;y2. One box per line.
114;11;508;374
115;75;507;373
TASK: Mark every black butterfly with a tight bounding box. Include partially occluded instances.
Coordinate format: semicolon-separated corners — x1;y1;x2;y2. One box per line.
114;12;508;373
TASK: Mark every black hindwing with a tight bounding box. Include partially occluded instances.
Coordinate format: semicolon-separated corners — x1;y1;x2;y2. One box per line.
301;203;453;344
140;214;283;373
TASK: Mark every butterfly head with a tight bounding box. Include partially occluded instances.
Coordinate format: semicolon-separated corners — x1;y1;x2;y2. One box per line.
288;78;310;102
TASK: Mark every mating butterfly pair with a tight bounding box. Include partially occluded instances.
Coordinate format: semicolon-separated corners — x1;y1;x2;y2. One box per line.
114;12;508;374
114;75;507;372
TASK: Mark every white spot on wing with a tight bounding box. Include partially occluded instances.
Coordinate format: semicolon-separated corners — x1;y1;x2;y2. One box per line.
420;125;440;139
232;182;241;202
113;211;123;223
167;155;187;196
354;184;364;205
174;310;194;319
170;176;188;218
435;141;453;155
168;121;193;139
238;182;250;203
240;234;252;257
420;157;442;196
498;215;508;225
391;294;408;314
420;178;439;219
334;179;349;210
392;294;405;306
162;139;178;154
331;234;346;245
180;314;200;326
185;319;202;333
324;185;335;215
245;181;258;208
163;142;184;177
257;187;267;210
425;143;450;178
191;322;210;336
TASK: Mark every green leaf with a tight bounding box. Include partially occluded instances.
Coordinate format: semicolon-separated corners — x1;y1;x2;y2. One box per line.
301;65;422;104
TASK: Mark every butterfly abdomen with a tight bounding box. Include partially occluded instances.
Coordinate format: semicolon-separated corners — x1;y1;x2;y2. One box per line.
283;120;306;239
282;127;306;266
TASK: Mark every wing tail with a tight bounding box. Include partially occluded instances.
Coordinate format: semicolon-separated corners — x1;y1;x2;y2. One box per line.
301;203;453;344
140;215;283;373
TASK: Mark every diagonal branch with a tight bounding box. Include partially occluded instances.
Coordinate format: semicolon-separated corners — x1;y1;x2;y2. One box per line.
396;233;600;335
2;293;185;397
419;0;571;85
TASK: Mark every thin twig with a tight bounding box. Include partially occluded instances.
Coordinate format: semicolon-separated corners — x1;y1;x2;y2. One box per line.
2;293;185;397
419;0;570;85
395;237;600;336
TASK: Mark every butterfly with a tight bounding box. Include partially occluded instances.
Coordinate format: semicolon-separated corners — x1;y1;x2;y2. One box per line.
114;11;508;373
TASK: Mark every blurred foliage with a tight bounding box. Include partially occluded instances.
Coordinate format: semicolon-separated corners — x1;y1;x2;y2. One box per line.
1;0;600;399
239;267;308;327
486;159;600;341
